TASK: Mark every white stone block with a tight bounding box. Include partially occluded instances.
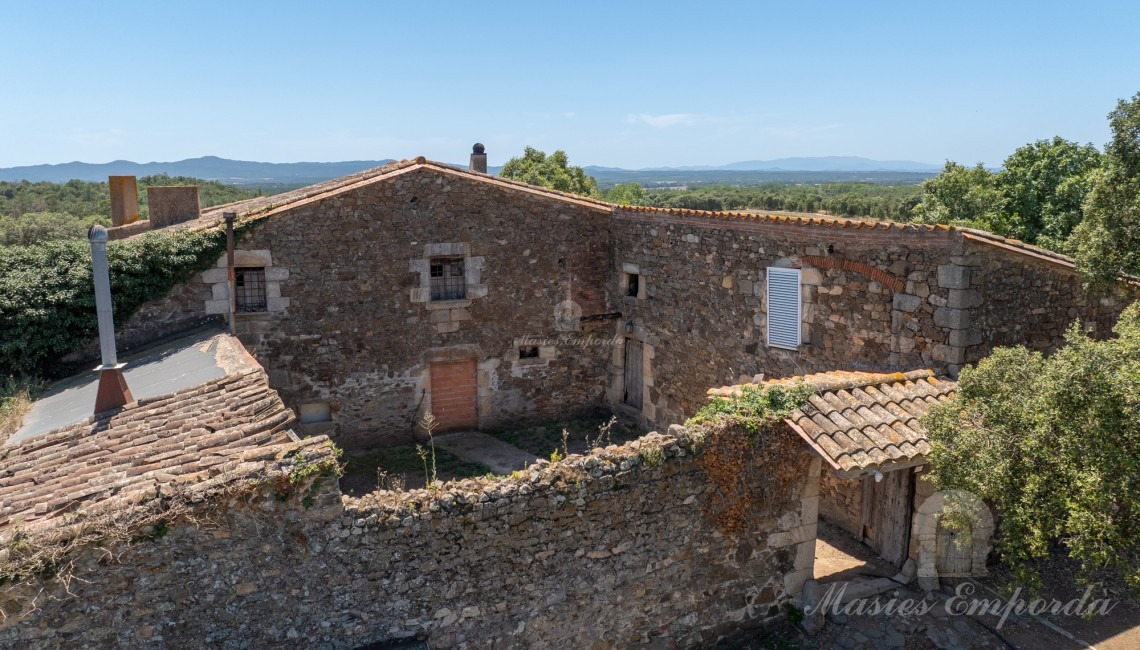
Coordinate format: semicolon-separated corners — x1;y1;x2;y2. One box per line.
783;569;812;596
266;297;290;312
201;268;227;284
800;496;819;525
410;288;430;303
622;262;640;274
409;258;429;273
211;283;229;300
205;299;229;315
794;540;815;571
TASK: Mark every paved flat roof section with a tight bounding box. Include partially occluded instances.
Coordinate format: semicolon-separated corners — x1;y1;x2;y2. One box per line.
8;330;258;445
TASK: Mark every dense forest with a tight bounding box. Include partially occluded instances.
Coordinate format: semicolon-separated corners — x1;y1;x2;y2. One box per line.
636;183;922;220
0;176;264;246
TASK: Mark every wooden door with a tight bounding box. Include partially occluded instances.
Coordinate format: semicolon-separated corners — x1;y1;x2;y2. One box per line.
623;339;643;409
861;468;914;567
430;360;477;432
936;519;973;576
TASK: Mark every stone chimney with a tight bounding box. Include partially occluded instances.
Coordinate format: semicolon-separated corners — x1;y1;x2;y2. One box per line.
147;186;201;229
469;143;487;174
109;176;140;226
88;225;133;413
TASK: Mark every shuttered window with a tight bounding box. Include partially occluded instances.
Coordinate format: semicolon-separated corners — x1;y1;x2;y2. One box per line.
766;268;801;349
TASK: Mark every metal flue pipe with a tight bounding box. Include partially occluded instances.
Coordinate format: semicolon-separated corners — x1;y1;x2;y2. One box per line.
88;224;118;368
88;224;133;413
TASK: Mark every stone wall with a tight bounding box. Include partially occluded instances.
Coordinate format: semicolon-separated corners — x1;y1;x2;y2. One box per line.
607;210;1131;431
0;428;820;648
958;239;1131;364
818;467;863;538
118;167;616;449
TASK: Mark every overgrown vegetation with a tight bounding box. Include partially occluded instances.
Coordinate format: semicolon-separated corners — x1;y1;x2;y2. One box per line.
0;222;253;378
0;175;262;246
0;377;40;444
686;383;813;537
922;300;1140;592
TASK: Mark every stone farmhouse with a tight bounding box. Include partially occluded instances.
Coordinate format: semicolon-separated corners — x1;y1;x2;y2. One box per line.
0;146;1131;647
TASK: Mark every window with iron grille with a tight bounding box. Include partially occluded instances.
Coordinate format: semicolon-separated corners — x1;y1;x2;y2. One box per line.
235;267;268;312
430;257;466;301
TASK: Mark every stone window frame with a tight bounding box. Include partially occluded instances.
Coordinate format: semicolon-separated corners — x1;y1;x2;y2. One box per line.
620;262;647;303
202;249;289;315
410;243;487;333
507;338;557;374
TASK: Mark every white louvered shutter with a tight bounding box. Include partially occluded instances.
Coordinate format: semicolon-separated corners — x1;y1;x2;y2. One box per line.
766;268;801;349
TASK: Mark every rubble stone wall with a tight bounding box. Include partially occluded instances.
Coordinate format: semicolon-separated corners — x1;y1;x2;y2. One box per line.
607;210;1130;429
0;429;819;649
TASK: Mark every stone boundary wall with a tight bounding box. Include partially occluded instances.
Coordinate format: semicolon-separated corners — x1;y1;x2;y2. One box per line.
0;427;818;648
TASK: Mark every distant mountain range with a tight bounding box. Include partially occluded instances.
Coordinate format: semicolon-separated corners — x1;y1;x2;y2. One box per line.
0;155;940;186
0;156;396;185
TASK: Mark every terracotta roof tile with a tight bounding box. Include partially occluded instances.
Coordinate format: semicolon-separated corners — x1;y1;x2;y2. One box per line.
0;369;304;539
708;369;956;476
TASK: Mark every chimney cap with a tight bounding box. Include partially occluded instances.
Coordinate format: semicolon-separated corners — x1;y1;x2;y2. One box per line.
88;224;108;243
472;143;485;155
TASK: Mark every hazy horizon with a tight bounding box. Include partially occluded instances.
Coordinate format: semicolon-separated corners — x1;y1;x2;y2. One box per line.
1;1;1136;169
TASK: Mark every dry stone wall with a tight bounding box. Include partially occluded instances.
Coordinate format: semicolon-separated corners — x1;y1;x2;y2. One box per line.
0;429;817;649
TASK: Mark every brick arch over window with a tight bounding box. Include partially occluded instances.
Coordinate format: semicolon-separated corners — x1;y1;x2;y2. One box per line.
801;255;905;293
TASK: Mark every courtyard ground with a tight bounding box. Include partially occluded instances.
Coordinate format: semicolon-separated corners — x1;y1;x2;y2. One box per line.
338;414;642;495
731;522;1140;649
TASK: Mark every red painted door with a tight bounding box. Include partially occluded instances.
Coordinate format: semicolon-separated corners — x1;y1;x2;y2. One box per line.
430;360;478;432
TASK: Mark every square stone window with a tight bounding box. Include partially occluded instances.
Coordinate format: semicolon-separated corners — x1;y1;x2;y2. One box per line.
430;257;466;301
235;267;267;313
519;345;539;359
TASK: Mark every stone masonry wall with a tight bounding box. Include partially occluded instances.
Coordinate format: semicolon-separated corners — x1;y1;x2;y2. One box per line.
607;210;1130;430
818;467;863;539
609;212;962;427
117;167;615;450
0;428;820;649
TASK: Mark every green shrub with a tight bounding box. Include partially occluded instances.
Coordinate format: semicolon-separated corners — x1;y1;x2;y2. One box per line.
0;224;250;378
687;381;814;434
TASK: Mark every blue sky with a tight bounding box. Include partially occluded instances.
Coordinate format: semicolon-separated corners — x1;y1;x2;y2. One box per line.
0;1;1137;169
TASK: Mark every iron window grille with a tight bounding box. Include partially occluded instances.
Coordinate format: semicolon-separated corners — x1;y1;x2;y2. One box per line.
235;267;268;312
430;257;466;301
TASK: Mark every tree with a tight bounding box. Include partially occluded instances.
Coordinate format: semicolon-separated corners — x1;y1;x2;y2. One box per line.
922;302;1140;590
1072;92;1140;284
995;137;1101;252
911;162;1001;228
498;147;601;199
605;182;646;206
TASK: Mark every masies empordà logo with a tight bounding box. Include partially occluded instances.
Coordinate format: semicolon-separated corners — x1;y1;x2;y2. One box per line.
803;489;1118;631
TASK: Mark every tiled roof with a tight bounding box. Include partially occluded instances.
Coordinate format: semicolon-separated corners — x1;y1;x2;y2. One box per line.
618;205;956;233
0;368;317;538
116;156;1099;276
709;369;956;476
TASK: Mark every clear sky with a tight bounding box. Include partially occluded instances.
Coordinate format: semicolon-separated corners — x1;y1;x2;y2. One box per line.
1;1;1137;169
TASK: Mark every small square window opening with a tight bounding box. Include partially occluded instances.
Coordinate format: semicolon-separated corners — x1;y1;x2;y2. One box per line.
235;267;267;312
519;346;540;359
430;257;466;301
626;273;640;298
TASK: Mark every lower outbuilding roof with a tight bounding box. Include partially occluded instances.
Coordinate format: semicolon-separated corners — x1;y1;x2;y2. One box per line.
710;369;956;477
